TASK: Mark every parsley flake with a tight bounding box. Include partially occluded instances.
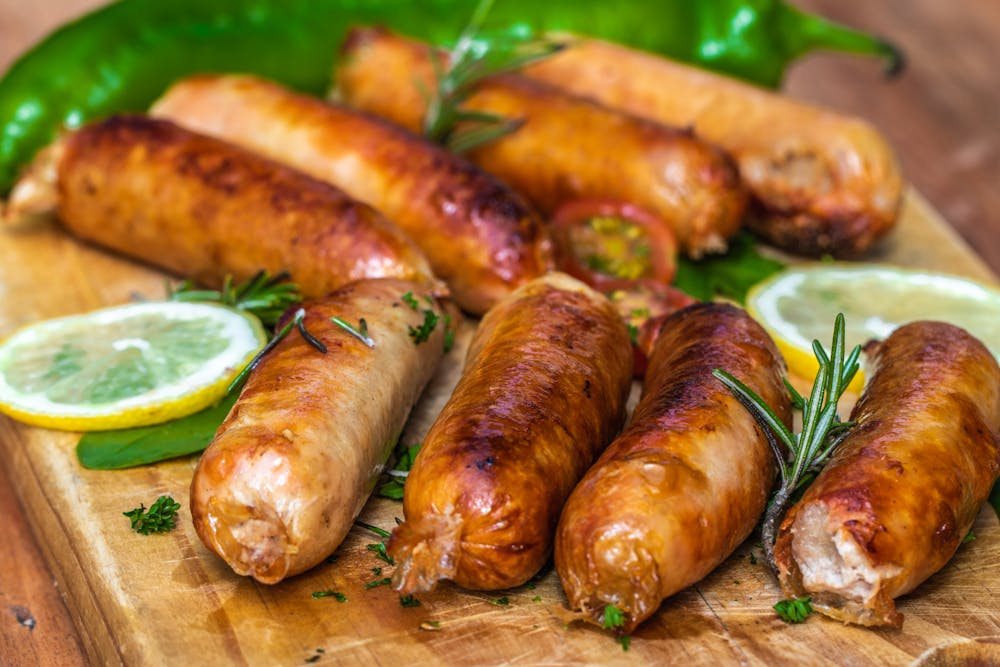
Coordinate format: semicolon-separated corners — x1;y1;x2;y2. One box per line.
409;308;440;345
123;495;181;534
312;590;347;602
400;595;421;608
774;596;813;623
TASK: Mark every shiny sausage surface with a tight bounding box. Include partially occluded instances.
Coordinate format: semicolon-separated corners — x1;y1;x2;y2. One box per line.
191;279;447;583
151;75;552;315
522;39;903;257
336;27;747;259
774;321;1000;627
555;302;790;633
58;116;434;298
389;272;633;593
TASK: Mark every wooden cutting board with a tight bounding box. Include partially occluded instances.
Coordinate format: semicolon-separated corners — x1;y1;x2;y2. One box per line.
2;189;999;666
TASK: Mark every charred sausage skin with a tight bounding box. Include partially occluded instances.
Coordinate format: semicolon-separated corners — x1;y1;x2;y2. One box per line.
774;321;1000;627
151;75;552;315
336;27;747;259
57;116;434;298
521;39;903;257
191;279;447;584
389;272;633;593
555;302;790;633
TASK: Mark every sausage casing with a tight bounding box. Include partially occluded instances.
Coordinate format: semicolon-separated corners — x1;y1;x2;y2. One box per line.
521;39;903;257
57;116;434;298
774;321;1000;627
555;302;790;633
389;272;633;592
191;279;447;583
336;27;747;258
151;75;552;315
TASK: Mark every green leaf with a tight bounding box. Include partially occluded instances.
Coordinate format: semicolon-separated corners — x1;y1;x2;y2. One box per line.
77;392;237;469
774;596;813;623
673;232;785;303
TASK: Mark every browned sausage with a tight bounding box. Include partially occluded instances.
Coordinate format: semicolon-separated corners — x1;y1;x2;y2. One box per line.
774;321;1000;627
55;115;435;298
521;38;903;257
388;272;633;593
191;279;448;583
555;302;790;633
336;27;747;259
150;75;552;315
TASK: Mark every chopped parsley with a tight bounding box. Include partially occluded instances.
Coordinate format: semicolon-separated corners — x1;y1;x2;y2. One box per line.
123;495;181;534
312;590;347;602
365;577;392;589
402;291;420;310
774;596;813;623
602;604;631;652
400;595;421;608
367;542;395;565
409;308;440;345
488;596;510;606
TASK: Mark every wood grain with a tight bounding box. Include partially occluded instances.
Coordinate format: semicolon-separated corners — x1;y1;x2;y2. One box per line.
0;1;998;665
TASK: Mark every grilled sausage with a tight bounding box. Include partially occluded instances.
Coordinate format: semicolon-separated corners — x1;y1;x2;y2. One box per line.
336;27;747;258
774;321;1000;627
521;38;903;257
389;272;633;593
52;115;434;298
555;302;790;633
151;75;552;315
191;279;448;583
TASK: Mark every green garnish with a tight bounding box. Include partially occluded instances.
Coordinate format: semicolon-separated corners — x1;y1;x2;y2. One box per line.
409;308;440;345
531;596;541;602
713;313;860;572
378;442;422;500
168;270;300;327
355;521;392;539
422;0;563;153
123;495;181;534
400;595;421;608
311;590;347;602
365;577;393;590
673;231;785;303
602;604;626;630
626;322;639;346
962;530;976;544
330;316;375;348
488;596;510;606
402;292;420;310
618;636;631;652
774;597;813;623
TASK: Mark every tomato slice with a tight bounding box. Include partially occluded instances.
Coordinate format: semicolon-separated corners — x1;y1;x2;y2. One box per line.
551;199;677;291
607;281;697;377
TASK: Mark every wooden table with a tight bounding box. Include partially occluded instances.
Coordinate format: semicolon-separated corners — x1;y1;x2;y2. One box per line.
0;1;997;664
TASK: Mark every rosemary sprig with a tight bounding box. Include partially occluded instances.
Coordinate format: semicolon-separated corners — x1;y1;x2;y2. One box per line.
168;270;301;327
712;313;861;572
423;0;564;152
226;308;327;393
331;316;375;348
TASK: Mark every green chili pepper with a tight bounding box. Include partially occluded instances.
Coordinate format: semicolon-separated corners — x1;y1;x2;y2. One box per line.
0;0;901;196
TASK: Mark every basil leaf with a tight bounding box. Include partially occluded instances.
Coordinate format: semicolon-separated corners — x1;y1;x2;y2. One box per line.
674;232;785;303
76;392;237;469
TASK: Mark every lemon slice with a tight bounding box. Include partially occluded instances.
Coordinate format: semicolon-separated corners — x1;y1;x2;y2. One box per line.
746;264;1000;391
0;302;266;431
